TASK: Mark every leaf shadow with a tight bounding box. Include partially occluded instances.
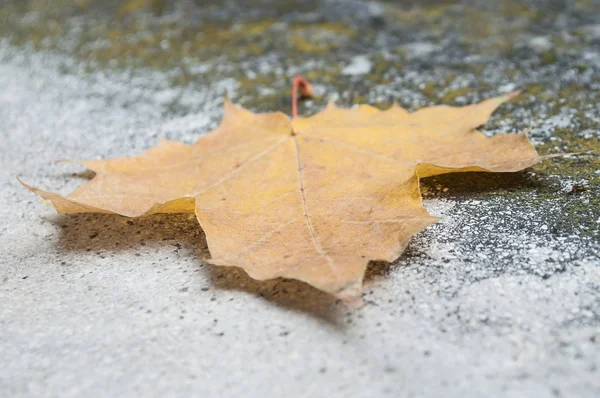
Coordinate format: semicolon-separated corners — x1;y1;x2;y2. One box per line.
362;243;425;288
48;170;544;324
60;170;97;180
420;170;544;198
53;212;346;325
203;265;345;326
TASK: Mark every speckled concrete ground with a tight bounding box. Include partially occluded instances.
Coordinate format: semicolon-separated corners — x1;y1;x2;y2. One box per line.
0;1;599;397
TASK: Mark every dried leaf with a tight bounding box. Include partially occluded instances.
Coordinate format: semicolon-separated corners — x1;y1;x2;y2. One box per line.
293;92;544;178
22;93;550;301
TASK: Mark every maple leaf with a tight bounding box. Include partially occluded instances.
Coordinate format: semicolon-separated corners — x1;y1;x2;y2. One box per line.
21;81;550;301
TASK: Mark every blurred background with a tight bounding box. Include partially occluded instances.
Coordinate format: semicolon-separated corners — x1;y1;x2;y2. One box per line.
2;0;599;111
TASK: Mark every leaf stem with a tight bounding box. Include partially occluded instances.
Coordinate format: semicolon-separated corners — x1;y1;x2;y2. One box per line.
291;76;313;118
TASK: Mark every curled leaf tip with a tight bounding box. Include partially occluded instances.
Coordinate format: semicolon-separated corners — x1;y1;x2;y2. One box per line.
502;89;522;101
17;178;38;193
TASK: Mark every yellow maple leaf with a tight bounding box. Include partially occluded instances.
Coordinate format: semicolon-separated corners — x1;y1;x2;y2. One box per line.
21;85;552;301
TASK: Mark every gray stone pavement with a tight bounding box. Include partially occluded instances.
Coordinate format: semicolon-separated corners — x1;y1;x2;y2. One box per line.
0;1;599;397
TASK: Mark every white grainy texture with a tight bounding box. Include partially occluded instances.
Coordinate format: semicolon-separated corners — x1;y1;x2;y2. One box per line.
1;6;600;396
342;55;373;75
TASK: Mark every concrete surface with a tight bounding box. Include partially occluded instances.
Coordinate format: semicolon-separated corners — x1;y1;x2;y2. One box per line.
0;1;599;397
